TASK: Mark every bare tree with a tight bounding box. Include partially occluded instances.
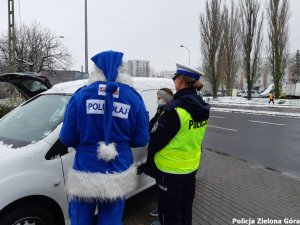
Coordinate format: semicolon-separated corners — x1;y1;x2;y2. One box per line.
240;0;264;100
222;1;241;96
200;0;224;98
0;22;72;75
267;0;290;98
290;50;300;83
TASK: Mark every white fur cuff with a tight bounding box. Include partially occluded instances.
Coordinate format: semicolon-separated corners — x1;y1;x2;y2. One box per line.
66;166;138;201
97;142;118;161
88;64;133;87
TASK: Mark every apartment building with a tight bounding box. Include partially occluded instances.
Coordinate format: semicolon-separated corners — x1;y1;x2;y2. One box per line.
127;60;150;77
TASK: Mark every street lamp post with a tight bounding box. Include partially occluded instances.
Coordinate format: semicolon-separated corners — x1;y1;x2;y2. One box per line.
84;0;88;74
8;0;17;72
180;45;190;66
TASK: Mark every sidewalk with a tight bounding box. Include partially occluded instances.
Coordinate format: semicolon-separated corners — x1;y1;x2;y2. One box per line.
123;150;300;225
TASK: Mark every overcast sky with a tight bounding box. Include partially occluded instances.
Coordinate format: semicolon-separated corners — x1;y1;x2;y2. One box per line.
1;0;300;72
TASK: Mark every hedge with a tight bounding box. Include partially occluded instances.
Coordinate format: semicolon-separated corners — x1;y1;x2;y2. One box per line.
0;105;16;118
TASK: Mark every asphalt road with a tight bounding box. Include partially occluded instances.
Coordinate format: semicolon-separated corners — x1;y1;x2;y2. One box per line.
203;111;300;180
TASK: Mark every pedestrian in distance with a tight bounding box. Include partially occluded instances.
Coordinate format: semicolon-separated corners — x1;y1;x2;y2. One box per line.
269;92;275;105
146;63;210;225
145;88;174;219
59;50;149;225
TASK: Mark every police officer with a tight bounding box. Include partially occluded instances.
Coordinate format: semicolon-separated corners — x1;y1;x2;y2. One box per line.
147;63;210;225
60;50;149;225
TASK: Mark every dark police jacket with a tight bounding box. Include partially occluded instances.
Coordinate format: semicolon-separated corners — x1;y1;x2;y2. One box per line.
145;87;210;178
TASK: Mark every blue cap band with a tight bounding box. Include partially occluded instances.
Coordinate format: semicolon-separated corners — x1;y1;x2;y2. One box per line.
176;69;200;80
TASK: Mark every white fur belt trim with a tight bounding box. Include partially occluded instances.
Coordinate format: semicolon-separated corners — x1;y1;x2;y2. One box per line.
66;166;137;201
97;142;118;161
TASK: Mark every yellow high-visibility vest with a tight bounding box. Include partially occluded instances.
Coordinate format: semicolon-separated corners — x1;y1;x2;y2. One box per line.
154;107;208;174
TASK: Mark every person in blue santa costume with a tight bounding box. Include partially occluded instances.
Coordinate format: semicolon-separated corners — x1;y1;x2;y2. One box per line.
60;50;150;225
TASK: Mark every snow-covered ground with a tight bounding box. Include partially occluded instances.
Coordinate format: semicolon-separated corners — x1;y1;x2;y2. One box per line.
204;96;300;107
203;96;300;118
0;97;24;107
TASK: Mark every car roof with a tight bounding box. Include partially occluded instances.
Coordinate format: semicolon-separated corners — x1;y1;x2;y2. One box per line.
44;77;175;95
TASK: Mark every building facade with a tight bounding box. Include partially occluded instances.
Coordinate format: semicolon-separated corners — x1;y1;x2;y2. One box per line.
127;60;150;77
235;54;295;93
40;70;88;85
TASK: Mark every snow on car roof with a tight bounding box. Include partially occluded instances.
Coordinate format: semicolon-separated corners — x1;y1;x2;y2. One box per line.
44;77;175;95
132;77;175;91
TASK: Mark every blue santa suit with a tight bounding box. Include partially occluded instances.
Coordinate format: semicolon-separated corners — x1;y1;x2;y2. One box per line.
60;51;149;225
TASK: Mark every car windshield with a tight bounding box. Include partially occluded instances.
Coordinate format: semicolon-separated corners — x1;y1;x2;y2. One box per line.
0;94;70;148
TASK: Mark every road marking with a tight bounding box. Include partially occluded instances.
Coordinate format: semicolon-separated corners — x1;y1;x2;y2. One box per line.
210;116;224;118
208;125;238;132
248;120;285;126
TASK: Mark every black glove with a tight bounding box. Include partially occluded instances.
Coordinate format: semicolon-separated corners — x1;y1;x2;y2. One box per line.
136;163;145;175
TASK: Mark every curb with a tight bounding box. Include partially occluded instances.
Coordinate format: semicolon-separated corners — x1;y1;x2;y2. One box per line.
211;107;300;118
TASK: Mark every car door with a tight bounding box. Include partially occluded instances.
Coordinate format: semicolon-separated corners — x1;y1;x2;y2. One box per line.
0;72;52;100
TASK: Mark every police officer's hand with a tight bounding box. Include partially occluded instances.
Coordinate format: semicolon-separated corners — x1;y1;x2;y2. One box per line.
136;163;145;175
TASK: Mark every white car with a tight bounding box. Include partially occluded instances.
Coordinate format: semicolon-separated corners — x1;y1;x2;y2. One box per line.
237;90;245;97
0;72;174;225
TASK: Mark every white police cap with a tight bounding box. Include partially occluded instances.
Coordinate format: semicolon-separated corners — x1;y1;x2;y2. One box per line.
175;63;204;80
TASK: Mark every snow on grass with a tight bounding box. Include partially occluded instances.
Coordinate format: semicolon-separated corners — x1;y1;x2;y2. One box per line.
204;96;300;108
0;97;24;107
212;107;300;118
203;96;300;118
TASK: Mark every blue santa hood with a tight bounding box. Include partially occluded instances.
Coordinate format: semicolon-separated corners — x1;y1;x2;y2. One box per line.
91;50;123;82
91;50;124;154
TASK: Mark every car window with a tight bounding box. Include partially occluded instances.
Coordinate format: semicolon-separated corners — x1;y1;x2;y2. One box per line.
0;94;70;148
140;90;159;119
22;80;48;92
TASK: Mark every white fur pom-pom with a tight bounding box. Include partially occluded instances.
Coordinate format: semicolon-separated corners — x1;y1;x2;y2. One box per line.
97;142;118;161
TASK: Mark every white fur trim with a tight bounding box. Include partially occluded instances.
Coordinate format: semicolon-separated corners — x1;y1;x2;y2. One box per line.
116;72;133;87
89;64;133;87
88;65;107;84
66;166;137;201
97;142;118;161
